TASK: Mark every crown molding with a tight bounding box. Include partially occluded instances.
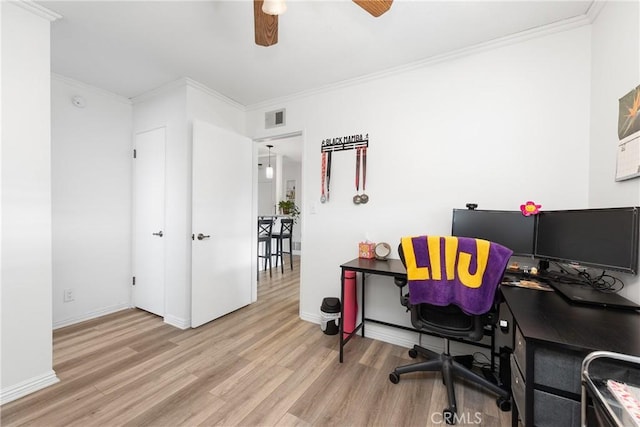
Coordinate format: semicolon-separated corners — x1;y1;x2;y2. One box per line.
131;77;245;112
246;13;592;112
51;73;133;105
12;0;61;21
585;1;608;23
184;78;246;112
130;78;187;104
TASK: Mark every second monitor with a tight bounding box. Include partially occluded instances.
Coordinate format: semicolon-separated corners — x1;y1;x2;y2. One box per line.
451;209;536;256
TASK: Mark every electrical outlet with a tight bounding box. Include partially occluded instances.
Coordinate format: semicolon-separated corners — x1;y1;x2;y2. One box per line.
63;288;74;302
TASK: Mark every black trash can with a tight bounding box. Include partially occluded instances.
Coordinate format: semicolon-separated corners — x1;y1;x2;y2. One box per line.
320;297;341;335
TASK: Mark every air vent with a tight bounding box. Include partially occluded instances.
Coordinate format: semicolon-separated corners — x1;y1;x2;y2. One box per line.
265;108;286;129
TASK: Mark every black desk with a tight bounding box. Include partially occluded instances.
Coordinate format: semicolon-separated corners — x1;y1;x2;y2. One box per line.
338;258;495;365
501;286;640;427
502;287;639;354
339;258;407;363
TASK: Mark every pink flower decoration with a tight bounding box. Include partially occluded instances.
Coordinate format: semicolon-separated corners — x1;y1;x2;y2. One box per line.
520;201;541;216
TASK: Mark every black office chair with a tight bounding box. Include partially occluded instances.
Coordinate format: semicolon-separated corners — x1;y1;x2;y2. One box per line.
272;218;294;273
389;239;511;425
257;218;274;279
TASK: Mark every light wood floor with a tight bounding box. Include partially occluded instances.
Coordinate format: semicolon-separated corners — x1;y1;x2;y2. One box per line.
1;257;511;426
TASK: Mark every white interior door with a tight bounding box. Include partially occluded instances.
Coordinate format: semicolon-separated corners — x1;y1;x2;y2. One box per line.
133;127;166;316
191;120;253;328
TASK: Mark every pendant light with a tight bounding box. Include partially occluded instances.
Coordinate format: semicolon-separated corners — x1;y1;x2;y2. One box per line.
266;144;274;179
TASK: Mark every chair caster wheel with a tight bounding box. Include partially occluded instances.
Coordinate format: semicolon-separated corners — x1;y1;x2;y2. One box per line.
443;408;456;425
496;396;511;411
389;372;400;384
408;348;418;358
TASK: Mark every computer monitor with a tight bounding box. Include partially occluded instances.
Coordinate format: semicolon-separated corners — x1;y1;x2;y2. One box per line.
451;209;536;256
534;207;639;274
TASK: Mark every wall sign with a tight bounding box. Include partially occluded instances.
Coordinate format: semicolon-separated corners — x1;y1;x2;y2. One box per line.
321;133;368;153
319;132;371;204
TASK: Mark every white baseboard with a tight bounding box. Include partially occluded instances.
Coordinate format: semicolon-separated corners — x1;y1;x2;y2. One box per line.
53;303;130;329
367;323;494;361
300;311;417;349
54;305;189;331
300;310;320;324
0;370;59;405
164;314;190;330
301;310;416;347
363;323;418;349
298;313;492;360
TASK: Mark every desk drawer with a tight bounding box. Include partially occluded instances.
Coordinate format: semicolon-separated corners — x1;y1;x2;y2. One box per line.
510;355;526;424
533;389;581;427
534;345;583;395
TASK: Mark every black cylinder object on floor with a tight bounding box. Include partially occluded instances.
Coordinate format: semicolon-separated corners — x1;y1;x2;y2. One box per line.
320;297;341;335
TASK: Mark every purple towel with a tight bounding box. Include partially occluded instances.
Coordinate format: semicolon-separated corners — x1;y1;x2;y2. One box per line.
401;236;513;315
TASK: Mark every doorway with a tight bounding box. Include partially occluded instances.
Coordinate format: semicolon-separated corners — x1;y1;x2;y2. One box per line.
133;122;254;327
133;127;166;317
255;132;304;268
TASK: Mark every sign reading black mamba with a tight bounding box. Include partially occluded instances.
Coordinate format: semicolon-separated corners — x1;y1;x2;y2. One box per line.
321;133;368;152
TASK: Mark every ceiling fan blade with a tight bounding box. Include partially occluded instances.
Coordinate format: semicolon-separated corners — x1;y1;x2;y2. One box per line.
353;0;393;17
254;0;279;46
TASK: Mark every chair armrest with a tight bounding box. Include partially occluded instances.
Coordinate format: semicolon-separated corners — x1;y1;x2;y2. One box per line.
394;276;407;288
400;294;410;308
394;276;409;308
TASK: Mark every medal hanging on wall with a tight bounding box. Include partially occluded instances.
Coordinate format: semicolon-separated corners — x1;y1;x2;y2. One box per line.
319;133;369;205
353;146;369;204
353;147;361;204
360;147;368;204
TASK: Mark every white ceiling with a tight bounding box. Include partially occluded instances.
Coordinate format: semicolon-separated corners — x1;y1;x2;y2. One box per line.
42;0;594;107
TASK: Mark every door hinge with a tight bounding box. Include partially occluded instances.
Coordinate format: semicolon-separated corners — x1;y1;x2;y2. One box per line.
132;276;136;286
133;149;137;159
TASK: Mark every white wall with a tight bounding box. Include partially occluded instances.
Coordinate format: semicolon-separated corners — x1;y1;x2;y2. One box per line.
51;76;133;328
186;79;245;135
1;1;59;404
247;25;592;349
589;0;640;303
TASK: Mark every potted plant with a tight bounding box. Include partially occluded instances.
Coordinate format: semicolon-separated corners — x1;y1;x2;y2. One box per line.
278;200;300;223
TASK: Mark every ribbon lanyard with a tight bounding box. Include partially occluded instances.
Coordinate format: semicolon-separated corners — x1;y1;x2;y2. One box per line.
320;152;327;203
356;147;361;193
326;151;332;201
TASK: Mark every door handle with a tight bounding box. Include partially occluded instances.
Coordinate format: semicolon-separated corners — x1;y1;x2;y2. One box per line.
197;233;210;240
152;231;164;237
